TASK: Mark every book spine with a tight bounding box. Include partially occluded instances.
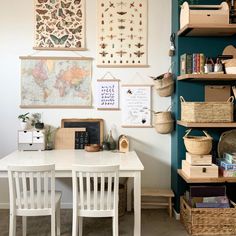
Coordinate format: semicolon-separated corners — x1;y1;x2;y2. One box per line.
186;54;193;74
192;53;198;74
180;54;186;75
196;54;200;73
200;53;205;74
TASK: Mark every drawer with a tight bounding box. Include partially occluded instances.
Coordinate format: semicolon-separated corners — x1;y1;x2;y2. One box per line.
33;136;44;144
18;131;32;143
33;130;44;137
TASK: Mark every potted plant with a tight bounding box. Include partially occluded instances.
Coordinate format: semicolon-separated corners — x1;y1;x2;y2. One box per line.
44;125;58;150
31;113;44;129
18;112;29;130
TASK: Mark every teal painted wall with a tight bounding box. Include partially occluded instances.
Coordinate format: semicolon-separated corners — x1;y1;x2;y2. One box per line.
171;0;236;212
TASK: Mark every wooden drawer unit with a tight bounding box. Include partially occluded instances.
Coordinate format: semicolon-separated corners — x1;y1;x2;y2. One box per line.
18;130;45;151
182;160;218;178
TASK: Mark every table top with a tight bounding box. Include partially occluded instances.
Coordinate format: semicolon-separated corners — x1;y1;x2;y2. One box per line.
0;150;144;172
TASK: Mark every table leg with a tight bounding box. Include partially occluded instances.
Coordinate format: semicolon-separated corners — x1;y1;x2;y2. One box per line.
133;171;141;236
127;177;133;212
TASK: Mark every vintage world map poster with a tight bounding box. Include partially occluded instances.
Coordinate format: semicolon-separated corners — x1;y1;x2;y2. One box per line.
97;0;148;67
34;0;85;50
20;56;92;108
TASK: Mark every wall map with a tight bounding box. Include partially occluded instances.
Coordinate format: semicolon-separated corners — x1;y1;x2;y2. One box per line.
97;0;148;67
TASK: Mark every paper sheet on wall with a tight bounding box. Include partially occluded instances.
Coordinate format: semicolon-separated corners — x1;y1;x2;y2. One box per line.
121;85;152;127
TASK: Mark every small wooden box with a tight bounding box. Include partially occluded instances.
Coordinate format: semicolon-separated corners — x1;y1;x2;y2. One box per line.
186;152;212;166
180;2;229;29
182;160;218;178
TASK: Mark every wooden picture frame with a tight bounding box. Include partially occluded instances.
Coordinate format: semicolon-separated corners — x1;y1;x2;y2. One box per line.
121;84;152;128
20;56;93;108
96;78;120;110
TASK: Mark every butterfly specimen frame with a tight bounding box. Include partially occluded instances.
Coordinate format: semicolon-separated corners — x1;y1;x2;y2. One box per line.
97;0;148;67
121;85;152;127
34;0;86;50
96;73;120;110
20;56;93;108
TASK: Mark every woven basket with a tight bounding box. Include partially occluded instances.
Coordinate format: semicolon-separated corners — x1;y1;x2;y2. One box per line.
180;196;236;235
154;73;174;97
154;111;174;134
180;96;234;123
183;129;212;155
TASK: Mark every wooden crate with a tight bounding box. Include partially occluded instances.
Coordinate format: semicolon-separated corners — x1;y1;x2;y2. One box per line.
180;196;236;235
180;2;229;29
186;152;212;166
182;160;218;178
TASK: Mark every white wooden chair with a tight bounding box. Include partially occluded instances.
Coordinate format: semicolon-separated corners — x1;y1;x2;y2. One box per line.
8;164;61;236
72;165;119;236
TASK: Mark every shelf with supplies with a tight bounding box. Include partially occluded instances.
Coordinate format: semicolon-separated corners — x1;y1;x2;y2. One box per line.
177;121;236;128
178;169;236;183
177;24;236;37
178;74;236;81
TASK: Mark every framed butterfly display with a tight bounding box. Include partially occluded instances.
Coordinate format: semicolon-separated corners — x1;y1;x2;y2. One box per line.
97;0;148;67
34;0;85;50
20;56;92;108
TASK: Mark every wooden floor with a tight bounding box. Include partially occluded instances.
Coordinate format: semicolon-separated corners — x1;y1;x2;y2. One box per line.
0;209;189;236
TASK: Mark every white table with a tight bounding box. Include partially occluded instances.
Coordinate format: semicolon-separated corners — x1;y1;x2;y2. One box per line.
0;150;144;236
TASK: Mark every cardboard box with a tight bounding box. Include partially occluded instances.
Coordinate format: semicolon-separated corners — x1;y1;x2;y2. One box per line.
205;85;231;102
186;152;212;166
182;160;218;178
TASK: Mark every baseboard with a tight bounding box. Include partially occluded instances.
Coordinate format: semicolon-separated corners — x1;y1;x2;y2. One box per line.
174;209;180;220
0;202;73;210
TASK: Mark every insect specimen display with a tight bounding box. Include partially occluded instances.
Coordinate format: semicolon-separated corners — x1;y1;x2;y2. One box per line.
34;0;85;50
97;0;147;67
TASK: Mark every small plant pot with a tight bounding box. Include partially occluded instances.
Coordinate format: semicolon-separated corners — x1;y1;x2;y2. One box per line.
35;122;44;129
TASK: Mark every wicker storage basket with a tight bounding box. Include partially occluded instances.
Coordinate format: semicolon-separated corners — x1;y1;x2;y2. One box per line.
183;129;212;155
180;196;236;236
154;73;174;97
180;96;234;123
154;111;174;134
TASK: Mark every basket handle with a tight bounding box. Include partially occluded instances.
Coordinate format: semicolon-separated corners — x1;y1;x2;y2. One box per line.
180;96;185;103
183;129;192;138
227;96;234;103
202;130;212;139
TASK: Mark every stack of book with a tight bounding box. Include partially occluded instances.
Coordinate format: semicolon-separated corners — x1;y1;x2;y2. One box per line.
218;153;236;177
185;186;230;208
180;53;205;75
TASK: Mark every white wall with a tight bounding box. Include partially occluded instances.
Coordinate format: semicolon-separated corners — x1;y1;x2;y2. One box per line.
0;0;171;208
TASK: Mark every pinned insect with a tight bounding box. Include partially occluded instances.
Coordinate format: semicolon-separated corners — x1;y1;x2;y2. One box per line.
100;51;108;57
135;43;144;48
36;9;48;15
116;50;127;57
100;43;107;49
50;34;68;45
130;2;135;8
117;12;127;15
69;26;82;34
61;1;71;8
134;51;144;57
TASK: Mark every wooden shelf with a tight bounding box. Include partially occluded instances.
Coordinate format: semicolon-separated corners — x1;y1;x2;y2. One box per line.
178;24;236;37
177;120;236;128
178;169;236;183
178;74;236;81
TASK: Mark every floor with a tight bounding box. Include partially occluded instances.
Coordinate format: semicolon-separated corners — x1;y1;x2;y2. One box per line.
0;209;189;236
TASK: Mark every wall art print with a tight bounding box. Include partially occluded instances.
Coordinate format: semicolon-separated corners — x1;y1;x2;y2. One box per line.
34;0;85;50
96;78;120;110
97;0;148;67
20;56;92;108
121;85;152;127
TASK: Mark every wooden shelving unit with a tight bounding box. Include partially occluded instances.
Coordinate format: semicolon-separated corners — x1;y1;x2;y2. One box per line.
178;169;236;183
178;74;236;81
178;24;236;37
177;120;236;128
